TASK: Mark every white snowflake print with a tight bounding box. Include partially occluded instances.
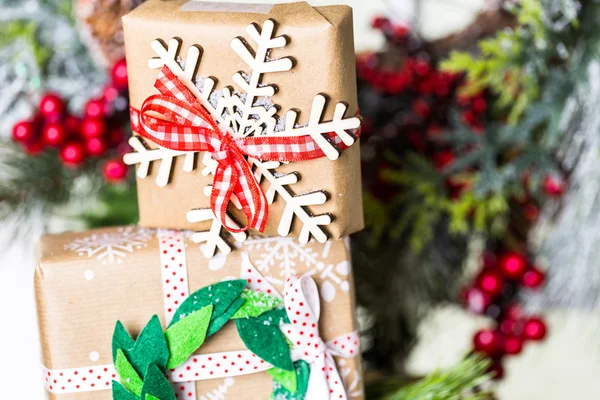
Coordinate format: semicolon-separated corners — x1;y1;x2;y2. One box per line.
243;237;349;302
337;358;363;399
199;377;235;400
65;227;155;264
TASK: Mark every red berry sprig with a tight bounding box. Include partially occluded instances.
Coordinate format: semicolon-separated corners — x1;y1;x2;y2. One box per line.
11;59;131;183
463;250;547;379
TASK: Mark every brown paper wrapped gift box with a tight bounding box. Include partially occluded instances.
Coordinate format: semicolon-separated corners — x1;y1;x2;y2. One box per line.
35;226;364;399
122;0;364;240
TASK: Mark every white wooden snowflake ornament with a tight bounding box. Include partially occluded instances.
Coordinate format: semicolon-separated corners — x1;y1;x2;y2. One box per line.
123;19;361;258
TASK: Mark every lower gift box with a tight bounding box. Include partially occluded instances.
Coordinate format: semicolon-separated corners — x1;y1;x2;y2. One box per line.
35;226;364;400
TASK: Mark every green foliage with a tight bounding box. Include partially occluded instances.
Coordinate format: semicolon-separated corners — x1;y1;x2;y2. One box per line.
369;153;508;253
0;21;51;66
376;356;492;400
442;0;547;123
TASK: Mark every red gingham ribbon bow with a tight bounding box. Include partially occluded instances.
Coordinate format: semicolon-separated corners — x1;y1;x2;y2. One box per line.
134;66;360;233
281;275;360;400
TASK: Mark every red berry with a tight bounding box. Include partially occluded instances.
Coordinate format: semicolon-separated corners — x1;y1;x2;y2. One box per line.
543;175;566;197
505;304;523;320
103;159;128;182
84;98;105;119
523;203;539;221
472;96;487;113
41;122;67;146
473;329;501;357
503;335;523;355
103;85;120;103
60;142;86;166
12;120;37;143
371;16;389;29
523;317;547;341
111;58;129;89
24;140;45;155
85;137;107;157
413;59;431;77
477;270;504;297
433;151;455;171
81;119;106;138
463;287;491;314
39;93;65;119
392;24;410;39
412;99;430;118
498;252;528;279
499;318;516;335
521;268;545;289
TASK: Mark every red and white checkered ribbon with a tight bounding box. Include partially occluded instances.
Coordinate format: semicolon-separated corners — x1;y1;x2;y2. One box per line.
281;275;360;400
131;65;360;233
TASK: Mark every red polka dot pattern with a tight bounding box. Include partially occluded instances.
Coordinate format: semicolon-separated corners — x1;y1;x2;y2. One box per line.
282;275;360;400
42;364;115;394
158;229;197;399
168;350;273;383
159;229;191;325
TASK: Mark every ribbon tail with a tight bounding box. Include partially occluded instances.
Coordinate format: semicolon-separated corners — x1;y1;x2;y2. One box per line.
324;352;348;400
305;355;330;400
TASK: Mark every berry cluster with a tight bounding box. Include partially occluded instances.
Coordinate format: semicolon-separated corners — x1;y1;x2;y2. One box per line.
358;18;489;201
463;251;547;379
11;59;130;182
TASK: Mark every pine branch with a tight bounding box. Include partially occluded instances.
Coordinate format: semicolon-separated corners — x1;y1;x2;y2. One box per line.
373;356;493;400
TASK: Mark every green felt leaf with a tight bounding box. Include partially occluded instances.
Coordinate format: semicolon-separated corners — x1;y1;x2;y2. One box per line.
115;349;143;397
268;367;297;394
232;289;281;319
236;308;293;371
295;360;310;395
269;361;310;400
127;316;170;376
170;280;247;328
140;363;176;400
112;321;135;362
165;306;213;369
145;396;160;400
207;297;246;337
112;381;139;400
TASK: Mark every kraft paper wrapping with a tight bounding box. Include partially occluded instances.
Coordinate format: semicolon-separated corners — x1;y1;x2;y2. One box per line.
35;226;364;399
122;0;364;239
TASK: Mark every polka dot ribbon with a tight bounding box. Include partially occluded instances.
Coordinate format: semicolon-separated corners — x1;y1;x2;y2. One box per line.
41;233;358;399
281;275;360;400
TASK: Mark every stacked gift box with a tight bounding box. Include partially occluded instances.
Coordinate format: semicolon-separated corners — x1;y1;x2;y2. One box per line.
35;1;365;399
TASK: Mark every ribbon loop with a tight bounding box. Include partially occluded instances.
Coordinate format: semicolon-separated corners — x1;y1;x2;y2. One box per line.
138;66;268;233
282;275;359;400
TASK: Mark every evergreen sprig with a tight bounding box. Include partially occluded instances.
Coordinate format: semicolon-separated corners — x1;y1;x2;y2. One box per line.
370;356;492;400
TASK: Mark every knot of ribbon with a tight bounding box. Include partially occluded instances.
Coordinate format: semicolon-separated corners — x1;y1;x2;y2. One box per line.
134;65;360;233
281;275;360;400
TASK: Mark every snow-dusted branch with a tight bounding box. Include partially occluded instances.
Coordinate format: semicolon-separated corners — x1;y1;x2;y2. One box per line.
123;136;197;187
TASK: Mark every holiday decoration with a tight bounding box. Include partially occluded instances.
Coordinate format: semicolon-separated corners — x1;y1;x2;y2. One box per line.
463;249;548;379
35;227;362;399
9;58;131;181
122;1;363;257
